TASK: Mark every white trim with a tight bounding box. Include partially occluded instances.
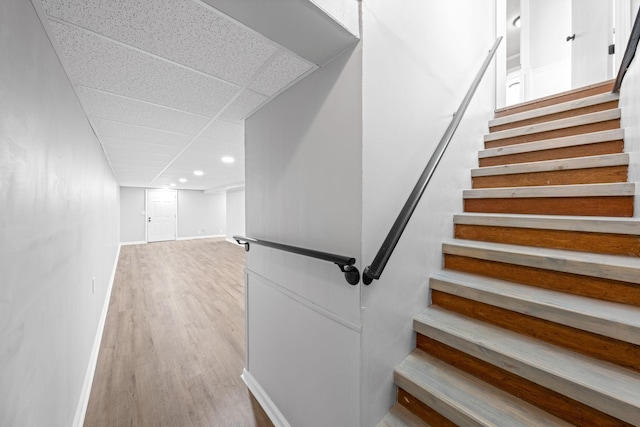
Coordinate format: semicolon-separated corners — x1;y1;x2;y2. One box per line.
471;153;629;177
479;129;625;158
176;234;225;241
241;369;291;427
484;109;621;142
463;182;635;199
489;92;620;128
245;268;362;333
73;243;121;427
120;240;147;246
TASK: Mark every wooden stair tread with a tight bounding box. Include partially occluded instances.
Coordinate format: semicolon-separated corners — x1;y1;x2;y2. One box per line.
485;109;620;143
414;307;640;424
377;404;430;427
463;182;635;199
453;213;640;235
494;80;615;118
430;270;640;345
479;129;625;159
395;349;571;426
489;92;619;128
471;153;628;177
442;239;640;284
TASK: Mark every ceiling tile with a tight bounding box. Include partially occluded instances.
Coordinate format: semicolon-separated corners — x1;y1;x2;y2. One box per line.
49;19;239;116
101;138;184;158
76;87;210;135
219;89;267;122
188;137;244;158
200;119;244;143
43;0;279;86
249;50;315;96
95;119;192;149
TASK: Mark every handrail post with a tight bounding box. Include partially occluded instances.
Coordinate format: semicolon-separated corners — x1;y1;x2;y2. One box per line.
362;37;502;285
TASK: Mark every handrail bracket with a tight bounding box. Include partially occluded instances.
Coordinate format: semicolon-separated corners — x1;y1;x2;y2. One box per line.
337;263;360;286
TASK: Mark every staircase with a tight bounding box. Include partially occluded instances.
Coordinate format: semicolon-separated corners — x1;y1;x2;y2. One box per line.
378;80;640;427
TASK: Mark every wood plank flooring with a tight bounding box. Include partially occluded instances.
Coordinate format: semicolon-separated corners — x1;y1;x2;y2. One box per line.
84;238;273;427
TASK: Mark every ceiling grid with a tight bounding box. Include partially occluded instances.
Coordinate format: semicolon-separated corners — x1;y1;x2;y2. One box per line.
39;0;318;191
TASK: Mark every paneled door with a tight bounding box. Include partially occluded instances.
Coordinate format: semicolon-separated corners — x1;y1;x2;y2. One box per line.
146;189;177;243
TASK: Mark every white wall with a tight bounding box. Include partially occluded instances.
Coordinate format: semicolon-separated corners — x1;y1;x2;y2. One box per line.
120;186;146;243
225;187;245;242
309;0;360;37
178;190;226;239
360;1;496;425
0;1;120;425
619;4;640;217
244;43;362;426
119;187;226;243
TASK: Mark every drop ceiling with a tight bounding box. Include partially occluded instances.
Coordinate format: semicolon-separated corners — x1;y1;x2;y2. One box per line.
37;0;331;191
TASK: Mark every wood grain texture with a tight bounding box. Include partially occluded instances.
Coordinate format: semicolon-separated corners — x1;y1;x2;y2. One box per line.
484;120;621;149
444;254;640;307
377;403;430;427
416;334;632;427
464;196;634;216
84;239;274;427
471;165;628;188
397;388;455;427
494;80;614;118
431;291;640;372
430;271;640;346
415;307;640;424
454;224;640;257
490;100;620;132
479;140;625;166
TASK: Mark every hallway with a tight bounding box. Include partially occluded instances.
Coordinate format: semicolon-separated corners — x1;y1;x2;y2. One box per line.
85;238;272;426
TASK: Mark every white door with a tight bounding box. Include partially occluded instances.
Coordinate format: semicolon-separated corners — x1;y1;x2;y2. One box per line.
571;0;615;88
522;0;573;100
146;189;177;243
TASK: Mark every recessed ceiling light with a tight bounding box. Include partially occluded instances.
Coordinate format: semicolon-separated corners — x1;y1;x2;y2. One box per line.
513;16;521;28
221;156;235;164
170;183;176;187
179;178;187;183
193;170;204;176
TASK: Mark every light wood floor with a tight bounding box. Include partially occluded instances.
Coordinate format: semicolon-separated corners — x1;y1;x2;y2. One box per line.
84;238;274;427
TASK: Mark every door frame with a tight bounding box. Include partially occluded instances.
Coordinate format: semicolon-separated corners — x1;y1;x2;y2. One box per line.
496;0;633;109
145;188;178;243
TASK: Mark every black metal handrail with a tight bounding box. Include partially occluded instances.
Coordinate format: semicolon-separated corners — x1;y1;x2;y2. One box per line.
233;235;360;285
362;37;502;285
613;6;640;93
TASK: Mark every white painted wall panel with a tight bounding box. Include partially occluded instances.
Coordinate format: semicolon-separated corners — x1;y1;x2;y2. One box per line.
244;43;362;425
246;273;360;427
0;1;120;425
360;1;496;425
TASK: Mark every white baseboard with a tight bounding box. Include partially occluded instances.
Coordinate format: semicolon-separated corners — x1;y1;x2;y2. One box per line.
120;240;146;246
241;369;290;427
73;243;121;427
177;234;225;241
